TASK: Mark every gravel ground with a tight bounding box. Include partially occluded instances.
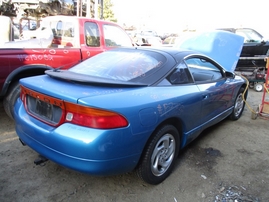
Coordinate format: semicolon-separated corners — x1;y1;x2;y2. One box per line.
0;89;269;202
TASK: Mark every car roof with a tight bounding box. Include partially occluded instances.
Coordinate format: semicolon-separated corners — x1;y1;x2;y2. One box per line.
46;47;200;86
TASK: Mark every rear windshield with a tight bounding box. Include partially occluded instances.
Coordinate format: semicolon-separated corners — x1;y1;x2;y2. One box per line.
69;49;166;81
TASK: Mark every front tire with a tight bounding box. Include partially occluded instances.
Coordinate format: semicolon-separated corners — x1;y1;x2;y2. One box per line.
136;125;180;185
3;81;20;120
229;87;247;120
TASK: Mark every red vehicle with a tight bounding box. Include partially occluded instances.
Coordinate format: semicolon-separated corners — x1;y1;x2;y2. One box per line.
0;15;133;119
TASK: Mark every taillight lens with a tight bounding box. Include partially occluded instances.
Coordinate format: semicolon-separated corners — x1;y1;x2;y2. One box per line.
20;85;128;129
64;102;128;129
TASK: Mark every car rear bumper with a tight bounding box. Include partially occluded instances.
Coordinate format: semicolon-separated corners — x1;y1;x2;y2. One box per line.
14;99;141;175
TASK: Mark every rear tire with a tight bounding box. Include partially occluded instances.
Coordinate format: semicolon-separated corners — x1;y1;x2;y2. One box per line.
229;87;247;120
136;125;180;185
3;81;20;120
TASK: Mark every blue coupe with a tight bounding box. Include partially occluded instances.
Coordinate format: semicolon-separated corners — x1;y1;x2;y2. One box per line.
14;44;247;184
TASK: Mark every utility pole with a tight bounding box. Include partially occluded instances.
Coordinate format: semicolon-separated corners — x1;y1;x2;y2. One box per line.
100;0;103;20
86;0;95;18
94;0;98;19
77;0;103;19
76;0;82;17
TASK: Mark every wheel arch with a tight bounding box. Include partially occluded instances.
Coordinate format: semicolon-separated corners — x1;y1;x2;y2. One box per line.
136;117;184;168
240;83;248;99
1;64;53;98
135;117;185;184
153;117;184;147
153;117;184;144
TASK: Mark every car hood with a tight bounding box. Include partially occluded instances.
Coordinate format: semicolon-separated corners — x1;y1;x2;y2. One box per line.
175;30;244;72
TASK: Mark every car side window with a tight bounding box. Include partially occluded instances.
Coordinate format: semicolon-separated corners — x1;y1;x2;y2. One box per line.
51;20;75;47
168;62;193;84
62;22;74;37
85;22;100;47
185;57;223;82
103;24;132;47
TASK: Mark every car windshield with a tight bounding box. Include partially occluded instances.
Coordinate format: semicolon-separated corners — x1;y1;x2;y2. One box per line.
69;49;165;81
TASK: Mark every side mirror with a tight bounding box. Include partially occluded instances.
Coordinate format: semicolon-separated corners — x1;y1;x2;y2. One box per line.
225;71;235;79
260;40;266;45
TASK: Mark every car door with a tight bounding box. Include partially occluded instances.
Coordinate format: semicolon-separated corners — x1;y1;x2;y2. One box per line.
185;56;233;129
166;61;203;143
80;21;103;60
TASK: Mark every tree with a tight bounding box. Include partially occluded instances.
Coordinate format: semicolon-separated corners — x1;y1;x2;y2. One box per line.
99;0;117;22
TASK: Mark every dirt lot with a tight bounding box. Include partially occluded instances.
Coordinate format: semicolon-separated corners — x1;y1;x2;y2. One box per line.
0;89;269;202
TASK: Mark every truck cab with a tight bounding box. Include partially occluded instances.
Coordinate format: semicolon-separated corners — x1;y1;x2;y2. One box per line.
0;16;133;119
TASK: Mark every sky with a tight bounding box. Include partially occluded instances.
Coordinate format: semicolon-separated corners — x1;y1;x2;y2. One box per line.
112;0;269;37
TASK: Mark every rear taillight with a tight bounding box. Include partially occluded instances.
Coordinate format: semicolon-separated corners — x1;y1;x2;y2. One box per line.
20;85;128;129
64;102;128;129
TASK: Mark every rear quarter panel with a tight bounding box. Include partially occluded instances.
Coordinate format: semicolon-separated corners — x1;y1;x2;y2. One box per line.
78;85;203;150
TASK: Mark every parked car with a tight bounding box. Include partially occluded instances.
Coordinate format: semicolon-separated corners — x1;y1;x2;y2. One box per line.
145;36;162;46
139;29;158;37
217;28;269;71
133;35;162;46
162;36;180;47
14;45;247;185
